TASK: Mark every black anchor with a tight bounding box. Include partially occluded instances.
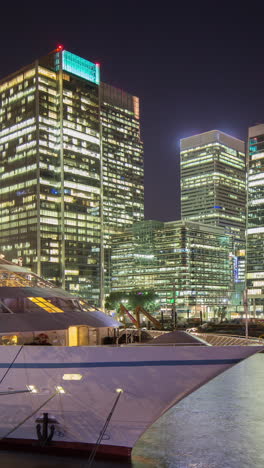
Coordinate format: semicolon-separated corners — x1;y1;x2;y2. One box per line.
36;412;57;445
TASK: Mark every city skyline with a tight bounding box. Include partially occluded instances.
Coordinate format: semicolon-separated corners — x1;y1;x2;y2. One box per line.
1;4;264;222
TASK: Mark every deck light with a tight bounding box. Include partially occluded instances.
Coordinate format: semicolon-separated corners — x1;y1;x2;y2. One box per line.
55;385;65;394
27;385;38;393
62;374;83;381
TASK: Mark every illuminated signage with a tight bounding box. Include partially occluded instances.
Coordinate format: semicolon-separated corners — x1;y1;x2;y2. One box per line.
56;50;100;85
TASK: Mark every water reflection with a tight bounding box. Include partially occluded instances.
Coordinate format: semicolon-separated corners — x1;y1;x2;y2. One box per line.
133;353;264;468
2;354;264;467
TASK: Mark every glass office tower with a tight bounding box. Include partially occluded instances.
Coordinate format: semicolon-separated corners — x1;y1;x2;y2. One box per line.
101;83;143;234
0;48;144;304
180;130;245;237
180;130;246;307
100;83;144;295
246;124;264;314
111;220;231;316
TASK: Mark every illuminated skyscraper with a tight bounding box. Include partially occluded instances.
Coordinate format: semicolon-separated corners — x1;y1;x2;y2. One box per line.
100;83;144;296
0;47;144;304
180;130;246;237
246;124;264;314
180;130;246;307
100;83;143;235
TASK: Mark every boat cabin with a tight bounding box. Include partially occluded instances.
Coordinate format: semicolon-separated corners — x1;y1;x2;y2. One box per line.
0;258;120;346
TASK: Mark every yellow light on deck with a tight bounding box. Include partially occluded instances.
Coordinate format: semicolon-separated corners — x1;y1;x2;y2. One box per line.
116;388;124;393
27;385;38;393
62;374;83;381
55;385;65;394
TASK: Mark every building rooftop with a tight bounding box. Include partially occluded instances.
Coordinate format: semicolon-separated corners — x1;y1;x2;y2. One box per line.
180;130;245;153
248;123;264;137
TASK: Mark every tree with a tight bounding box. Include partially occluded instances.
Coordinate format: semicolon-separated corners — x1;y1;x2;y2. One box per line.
105;292;129;312
218;306;227;322
105;289;160;313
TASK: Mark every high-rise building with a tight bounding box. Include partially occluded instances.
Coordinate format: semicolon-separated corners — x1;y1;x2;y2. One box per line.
100;83;144;296
246;124;264;315
100;83;144;237
180;130;246;307
180;130;246;238
111;219;232;318
0;47;144;304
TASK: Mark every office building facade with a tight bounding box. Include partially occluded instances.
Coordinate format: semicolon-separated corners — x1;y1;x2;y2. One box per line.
111;220;232;317
100;83;144;296
180;130;246;237
246;124;264;314
180;130;246;306
0;48;144;304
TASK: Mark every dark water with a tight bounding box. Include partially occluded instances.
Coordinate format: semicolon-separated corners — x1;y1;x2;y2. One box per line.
2;353;264;468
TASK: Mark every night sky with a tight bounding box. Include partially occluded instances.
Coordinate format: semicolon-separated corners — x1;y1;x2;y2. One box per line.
1;3;264;221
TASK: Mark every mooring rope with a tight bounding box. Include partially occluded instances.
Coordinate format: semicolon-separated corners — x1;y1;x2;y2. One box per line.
0;390;31;396
85;390;123;468
0;345;24;386
0;390;59;440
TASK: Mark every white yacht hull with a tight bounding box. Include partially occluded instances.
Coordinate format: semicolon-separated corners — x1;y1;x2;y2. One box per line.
0;345;261;458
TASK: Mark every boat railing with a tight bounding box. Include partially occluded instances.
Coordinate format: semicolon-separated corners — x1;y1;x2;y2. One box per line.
114;329;264;347
191;332;264;346
119;342;204;347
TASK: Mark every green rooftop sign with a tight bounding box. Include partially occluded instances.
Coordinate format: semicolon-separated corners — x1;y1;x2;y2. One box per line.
59;50;100;85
